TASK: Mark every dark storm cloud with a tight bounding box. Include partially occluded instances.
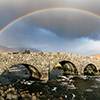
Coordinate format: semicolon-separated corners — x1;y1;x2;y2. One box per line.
0;0;100;56
27;11;100;40
0;0;100;40
0;21;60;47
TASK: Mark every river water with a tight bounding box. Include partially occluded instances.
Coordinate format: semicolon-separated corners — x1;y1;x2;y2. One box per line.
1;66;100;100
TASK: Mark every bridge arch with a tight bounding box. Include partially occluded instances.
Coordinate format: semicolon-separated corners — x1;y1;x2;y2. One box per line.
84;64;98;75
49;61;78;79
59;61;78;75
10;63;41;79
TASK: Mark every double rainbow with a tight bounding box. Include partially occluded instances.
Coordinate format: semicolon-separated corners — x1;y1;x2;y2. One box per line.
0;7;100;34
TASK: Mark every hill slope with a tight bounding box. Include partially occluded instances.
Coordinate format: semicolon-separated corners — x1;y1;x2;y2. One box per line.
88;54;100;59
12;47;41;52
0;45;14;52
0;45;41;52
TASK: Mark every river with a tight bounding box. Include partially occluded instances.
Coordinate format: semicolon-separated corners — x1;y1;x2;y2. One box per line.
1;66;100;100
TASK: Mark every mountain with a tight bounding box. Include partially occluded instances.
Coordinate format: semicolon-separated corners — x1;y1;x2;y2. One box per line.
88;54;100;59
11;47;41;52
0;45;41;52
0;45;14;52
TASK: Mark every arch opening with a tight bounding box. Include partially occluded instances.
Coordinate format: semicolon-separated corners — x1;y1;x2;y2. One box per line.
49;67;64;79
49;61;78;79
59;61;78;75
9;64;41;80
84;64;97;75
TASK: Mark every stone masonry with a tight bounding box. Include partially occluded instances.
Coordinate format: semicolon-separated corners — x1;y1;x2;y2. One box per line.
0;52;100;80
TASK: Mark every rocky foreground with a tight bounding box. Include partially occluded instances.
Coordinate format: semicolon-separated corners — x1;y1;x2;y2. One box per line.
0;67;75;100
0;83;40;100
0;76;75;100
0;82;59;100
0;71;51;100
0;81;71;100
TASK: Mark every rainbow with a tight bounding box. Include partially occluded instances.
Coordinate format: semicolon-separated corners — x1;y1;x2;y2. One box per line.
0;7;100;34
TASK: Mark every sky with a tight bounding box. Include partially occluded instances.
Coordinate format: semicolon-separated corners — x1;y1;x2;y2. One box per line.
0;0;100;56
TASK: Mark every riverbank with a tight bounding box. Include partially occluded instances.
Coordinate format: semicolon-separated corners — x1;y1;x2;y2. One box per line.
0;73;76;100
1;68;100;100
0;82;54;100
0;79;72;100
0;83;39;100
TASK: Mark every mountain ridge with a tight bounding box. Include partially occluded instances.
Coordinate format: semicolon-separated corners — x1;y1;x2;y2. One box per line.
88;54;100;59
0;45;41;52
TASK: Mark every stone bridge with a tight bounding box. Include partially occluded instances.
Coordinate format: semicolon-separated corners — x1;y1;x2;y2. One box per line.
0;52;100;80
